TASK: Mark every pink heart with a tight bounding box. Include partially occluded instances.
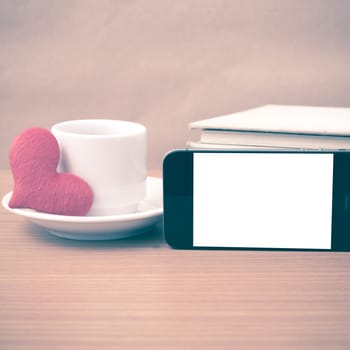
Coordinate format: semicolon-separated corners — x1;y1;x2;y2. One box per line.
8;127;93;216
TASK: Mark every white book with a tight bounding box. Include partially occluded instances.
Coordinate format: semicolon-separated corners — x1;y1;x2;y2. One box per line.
196;130;350;150
187;140;295;150
189;105;350;149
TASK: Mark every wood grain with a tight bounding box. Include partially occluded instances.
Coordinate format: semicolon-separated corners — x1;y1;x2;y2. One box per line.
1;169;350;350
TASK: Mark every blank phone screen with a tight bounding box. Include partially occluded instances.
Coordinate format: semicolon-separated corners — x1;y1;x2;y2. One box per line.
193;153;333;249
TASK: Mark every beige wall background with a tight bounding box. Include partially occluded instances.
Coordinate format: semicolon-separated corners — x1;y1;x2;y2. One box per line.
1;0;350;169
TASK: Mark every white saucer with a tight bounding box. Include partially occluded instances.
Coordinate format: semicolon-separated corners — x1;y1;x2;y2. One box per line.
2;177;163;240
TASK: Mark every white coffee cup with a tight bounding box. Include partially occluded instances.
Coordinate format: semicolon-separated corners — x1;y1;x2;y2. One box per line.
51;119;146;216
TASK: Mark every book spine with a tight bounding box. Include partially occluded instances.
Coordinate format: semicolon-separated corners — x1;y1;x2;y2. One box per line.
200;131;350;149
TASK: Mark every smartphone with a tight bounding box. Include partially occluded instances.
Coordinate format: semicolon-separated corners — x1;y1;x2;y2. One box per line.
163;149;350;251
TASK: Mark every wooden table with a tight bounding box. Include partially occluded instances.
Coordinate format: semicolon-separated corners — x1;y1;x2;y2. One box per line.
1;169;350;350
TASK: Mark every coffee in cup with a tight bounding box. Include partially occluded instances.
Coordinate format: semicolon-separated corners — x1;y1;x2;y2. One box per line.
51;119;146;216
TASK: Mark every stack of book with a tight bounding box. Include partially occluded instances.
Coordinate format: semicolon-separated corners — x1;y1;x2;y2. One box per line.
188;105;350;151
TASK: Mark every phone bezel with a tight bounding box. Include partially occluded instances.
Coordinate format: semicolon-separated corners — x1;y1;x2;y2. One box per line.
163;149;350;251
